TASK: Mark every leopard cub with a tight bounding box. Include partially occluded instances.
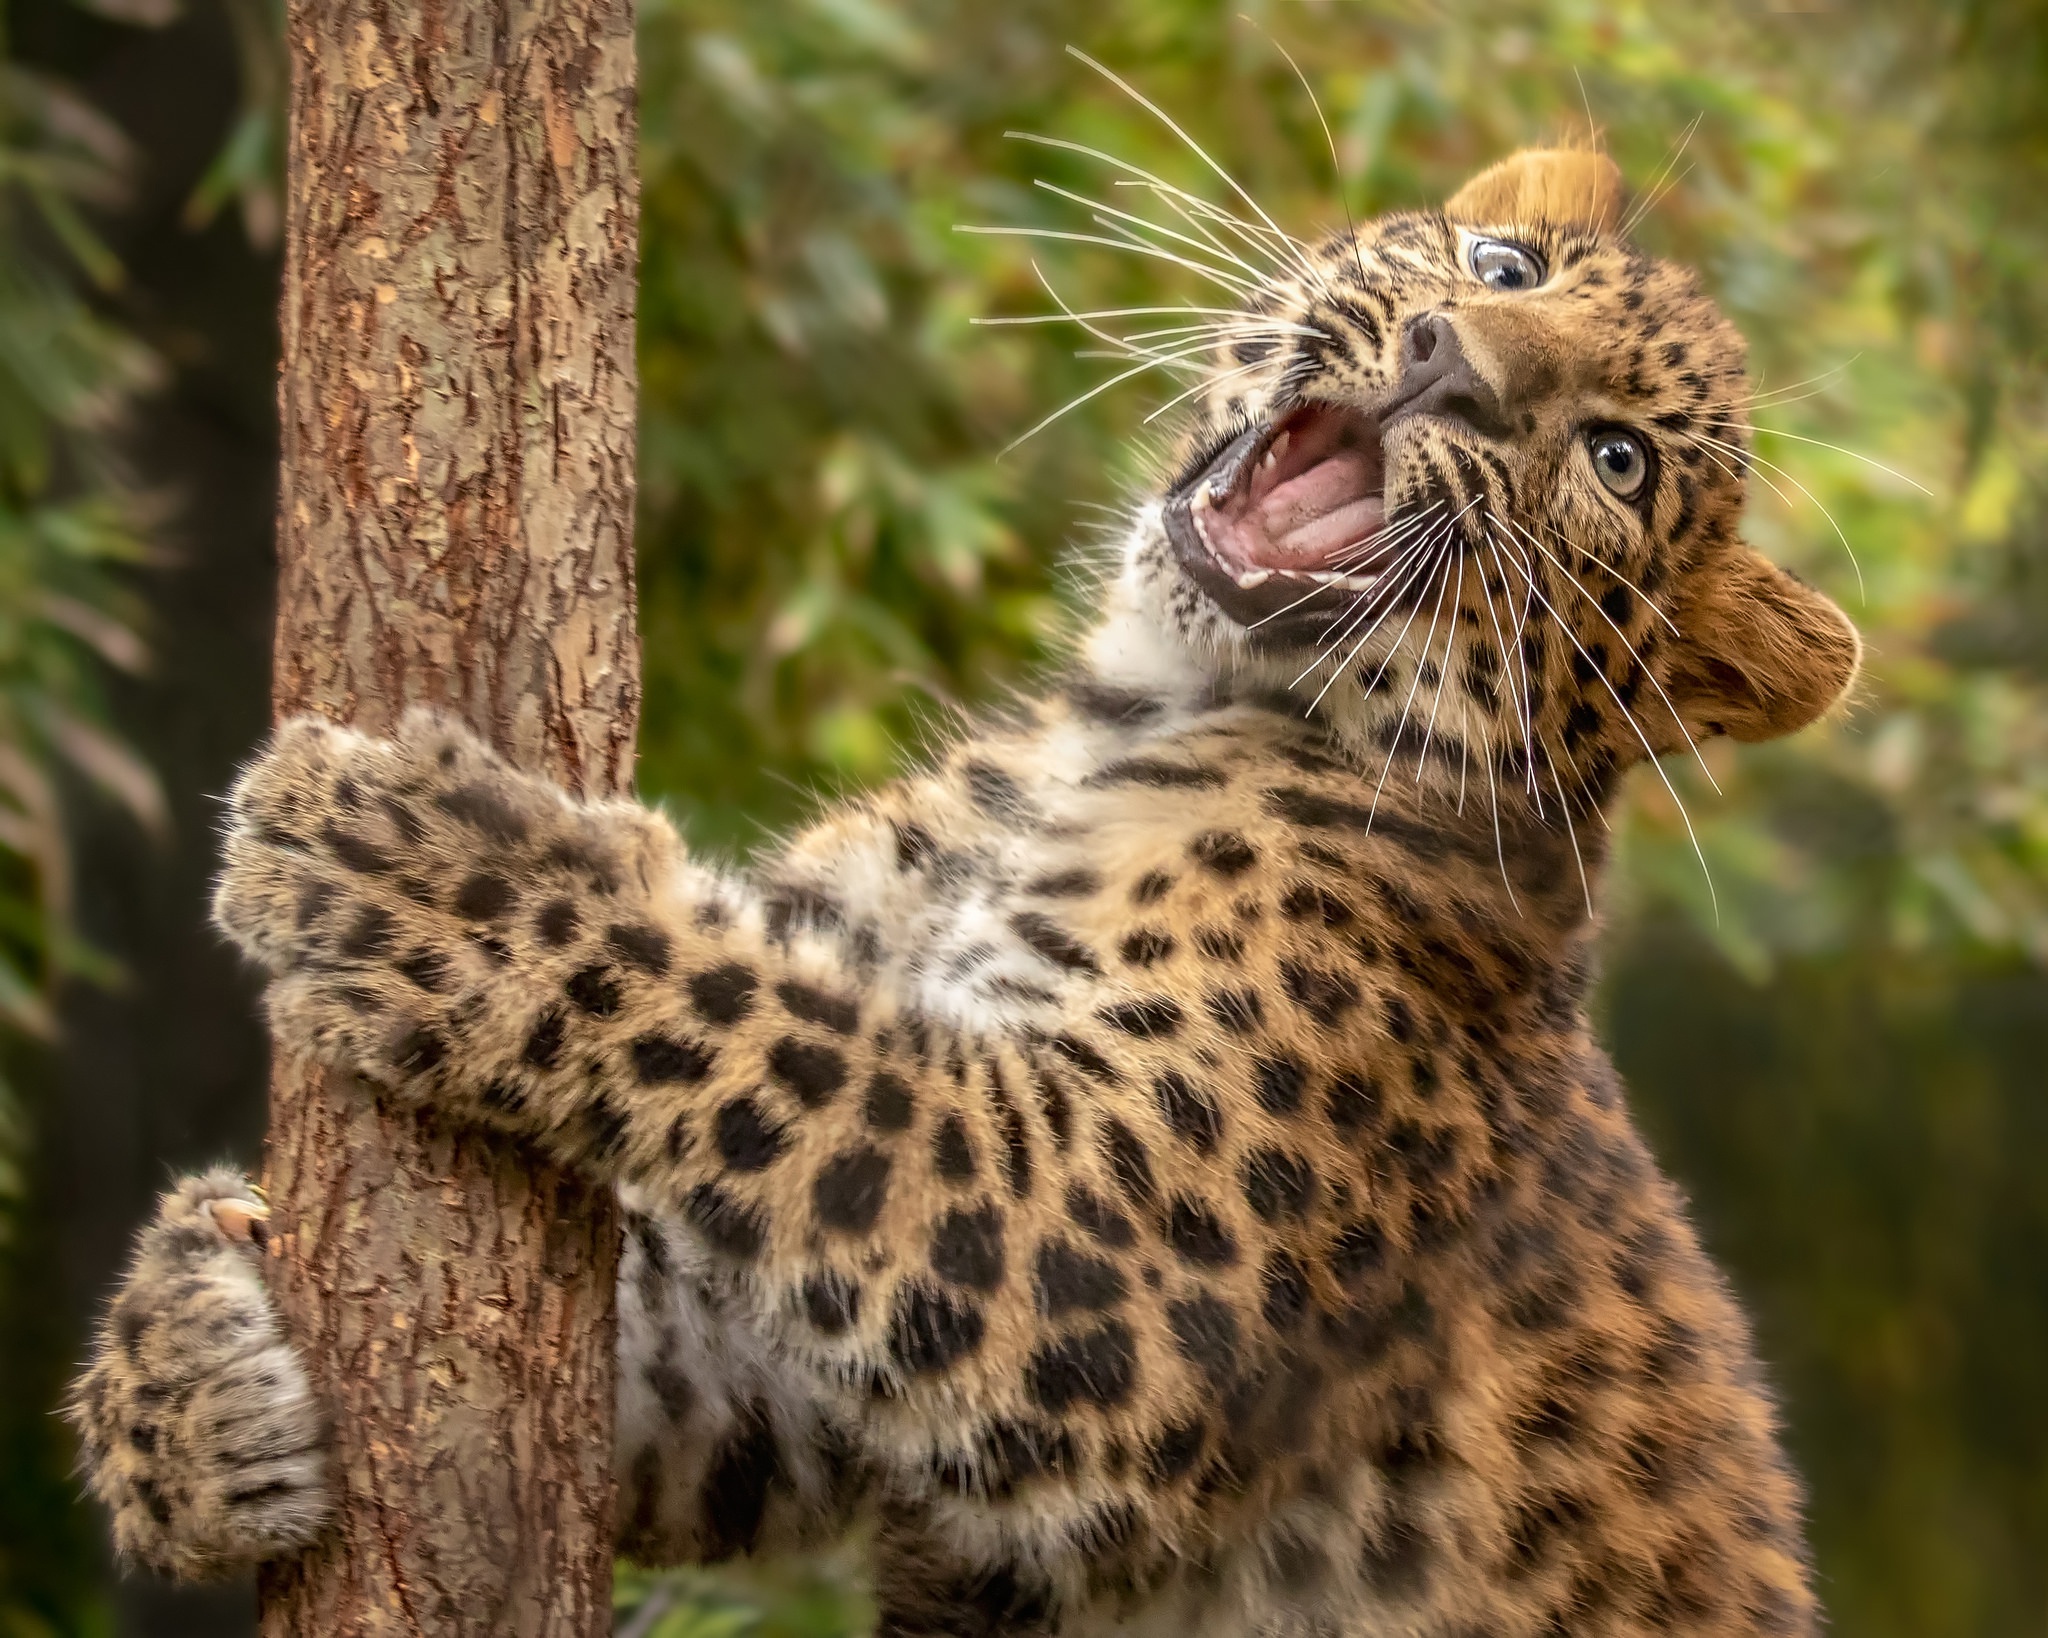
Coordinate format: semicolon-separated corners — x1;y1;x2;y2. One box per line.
73;147;1856;1637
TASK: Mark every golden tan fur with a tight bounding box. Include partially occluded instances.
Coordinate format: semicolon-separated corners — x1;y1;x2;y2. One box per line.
70;146;1854;1636
1446;149;1627;234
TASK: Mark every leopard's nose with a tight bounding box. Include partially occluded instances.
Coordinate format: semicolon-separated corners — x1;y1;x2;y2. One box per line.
1383;313;1513;439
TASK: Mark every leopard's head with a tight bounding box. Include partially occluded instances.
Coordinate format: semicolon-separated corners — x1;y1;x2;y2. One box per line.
1109;147;1860;801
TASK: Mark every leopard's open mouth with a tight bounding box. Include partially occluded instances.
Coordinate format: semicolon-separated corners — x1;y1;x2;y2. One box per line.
1165;401;1391;639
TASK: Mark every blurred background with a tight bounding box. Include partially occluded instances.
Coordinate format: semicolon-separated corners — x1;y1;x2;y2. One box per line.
1;0;2043;1633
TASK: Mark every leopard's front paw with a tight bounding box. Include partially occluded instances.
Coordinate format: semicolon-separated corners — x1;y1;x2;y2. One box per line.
211;710;681;1089
211;710;572;976
67;1170;331;1580
214;708;679;1064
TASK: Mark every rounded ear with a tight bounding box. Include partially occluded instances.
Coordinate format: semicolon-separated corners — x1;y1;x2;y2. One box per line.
1445;148;1625;233
1652;548;1862;749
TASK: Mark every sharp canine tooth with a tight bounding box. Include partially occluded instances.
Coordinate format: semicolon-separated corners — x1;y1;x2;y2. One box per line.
1235;569;1271;588
1271;430;1290;463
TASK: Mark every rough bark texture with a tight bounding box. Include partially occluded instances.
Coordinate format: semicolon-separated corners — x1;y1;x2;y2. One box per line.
258;0;637;1632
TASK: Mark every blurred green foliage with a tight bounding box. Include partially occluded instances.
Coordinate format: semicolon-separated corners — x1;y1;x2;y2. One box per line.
1604;922;2048;1637
5;0;2047;1633
0;10;157;1231
0;5;162;1633
613;1554;873;1638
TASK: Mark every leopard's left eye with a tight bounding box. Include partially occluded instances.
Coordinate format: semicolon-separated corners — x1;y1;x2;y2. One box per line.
1589;429;1650;499
1469;237;1545;292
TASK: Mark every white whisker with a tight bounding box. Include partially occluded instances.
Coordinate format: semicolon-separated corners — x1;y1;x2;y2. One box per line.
1285;504;1456;657
1115;320;1323;348
1118;181;1311;289
1283;533;1443;675
1144;356;1271;422
1000;338;1247;453
1472;537;1531;741
1486;529;1541;796
1250;502;1445;635
976;304;1279;327
1620;111;1703;239
1485;521;1720;923
1497;512;1720;796
1732;383;1838;413
1708;421;1935;497
1322;500;1446;576
1064;47;1330;295
1330;528;1456;718
1072;349;1204;373
1069;321;1318;379
1284;533;1443;691
1415;548;1465;784
1024;262;1215;364
1084;208;1280;296
1539;732;1596;918
1732;356;1860;409
954;225;1264;299
1256;24;1370;290
1690;430;1865;601
1003;132;1301;284
1032;178;1280;290
1531;517;1681;636
1305;501;1475;710
1486;527;1546;815
1367;536;1459;823
1478;720;1521;916
1327;501;1445;570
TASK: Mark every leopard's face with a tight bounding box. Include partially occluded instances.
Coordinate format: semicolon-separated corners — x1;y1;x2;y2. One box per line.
1118;149;1859;797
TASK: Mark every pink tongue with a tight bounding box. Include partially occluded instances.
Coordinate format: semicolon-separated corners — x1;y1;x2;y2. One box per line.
1257;449;1383;561
1207;449;1386;571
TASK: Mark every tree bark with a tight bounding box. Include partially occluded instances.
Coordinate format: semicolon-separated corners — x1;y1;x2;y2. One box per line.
257;0;637;1632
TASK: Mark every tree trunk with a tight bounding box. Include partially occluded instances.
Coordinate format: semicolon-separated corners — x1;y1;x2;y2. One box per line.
257;0;637;1632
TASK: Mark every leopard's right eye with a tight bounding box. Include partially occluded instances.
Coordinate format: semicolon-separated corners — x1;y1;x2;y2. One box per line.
1469;238;1546;293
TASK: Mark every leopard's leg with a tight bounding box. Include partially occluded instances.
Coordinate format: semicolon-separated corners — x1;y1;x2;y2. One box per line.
66;1169;330;1580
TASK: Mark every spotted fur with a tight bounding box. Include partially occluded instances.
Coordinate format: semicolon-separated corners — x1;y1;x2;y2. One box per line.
66;1170;329;1578
71;149;1855;1635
